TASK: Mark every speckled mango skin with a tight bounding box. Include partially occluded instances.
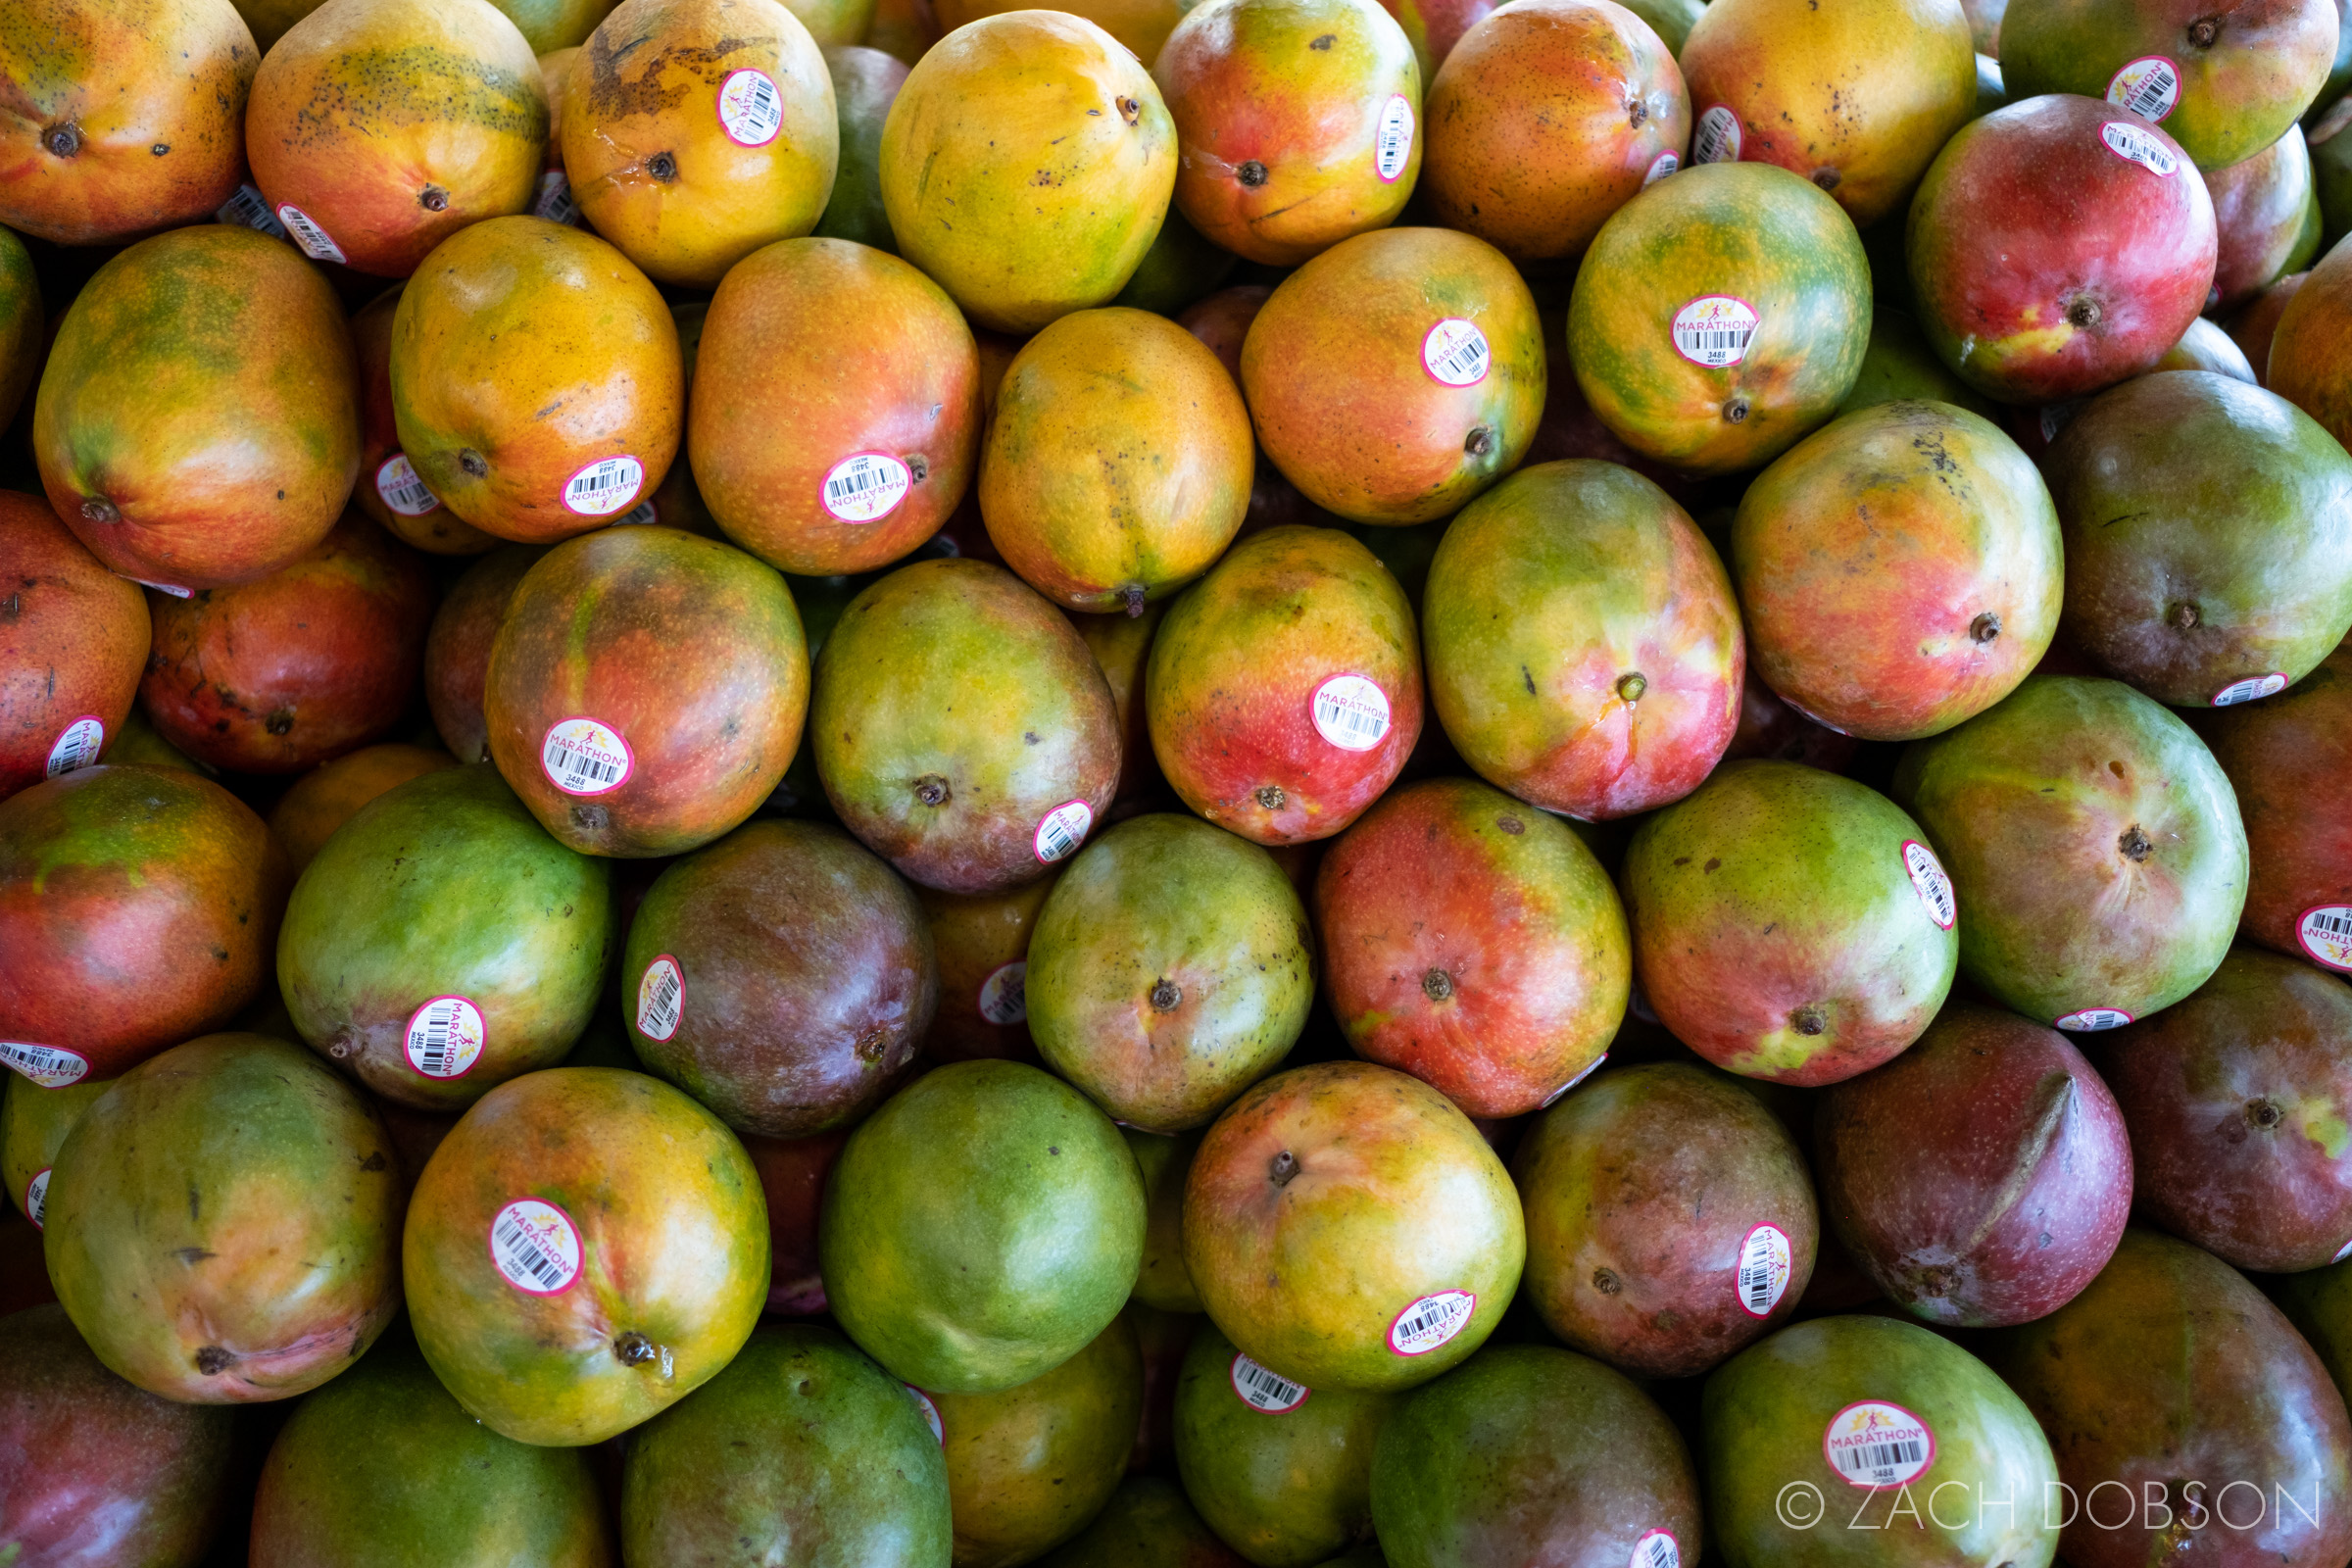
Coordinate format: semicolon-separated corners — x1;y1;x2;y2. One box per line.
2270;234;2352;445
2195;644;2352;964
694;237;979;575
812;558;1122;895
1147;526;1420;844
484;525;808;858
1732;399;2062;742
881;11;1175;333
1423;460;1743;820
1623;760;1958;1084
563;0;838;288
1680;0;1975;228
1316;777;1629;1117
983;308;1252;612
248;0;548;278
0;0;257;246
1028;813;1314;1132
1243;226;1544;524
1568;162;1870;475
1422;0;1689;262
1183;1060;1524;1393
1153;0;1421;268
0;765;290;1078
391;215;683;543
35;224;361;593
404;1066;771;1446
0;491;150;803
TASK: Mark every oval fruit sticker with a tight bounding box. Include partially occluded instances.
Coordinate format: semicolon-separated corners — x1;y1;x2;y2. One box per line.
1311;674;1392;751
1034;800;1093;864
44;716;104;778
375;453;440;516
1823;1400;1936;1489
2300;906;2352;971
978;961;1028;1025
1421;318;1491;387
1389;1290;1476;1355
403;996;485;1080
2106;55;2180;122
717;68;784;146
1736;1222;1793;1318
1692;105;1740;164
541;716;632;797
563;456;646;516
1902;841;1956;930
821;452;911;523
1631;1530;1681;1568
1672;296;1758;368
489;1198;583;1296
2099;122;2178;176
2212;672;2287;706
2054;1007;2133;1031
0;1041;89;1088
638;956;685;1042
1230;1351;1310;1413
1375;94;1413;182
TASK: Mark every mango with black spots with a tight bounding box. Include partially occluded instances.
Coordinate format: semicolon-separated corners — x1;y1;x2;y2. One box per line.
563;0;838;288
0;765;290;1081
45;1033;404;1402
391;215;682;543
0;0;257;246
880;10;1177;333
34;224;361;593
403;1066;770;1446
1244;226;1544;524
247;0;548;278
0;491;150;803
1568;162;1871;475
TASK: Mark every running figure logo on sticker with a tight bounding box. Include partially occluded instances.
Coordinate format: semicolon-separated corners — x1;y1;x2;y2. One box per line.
2099;122;2179;176
2055;1007;2133;1031
638;956;685;1042
2300;906;2352;971
1631;1530;1681;1568
1230;1351;1310;1413
717;69;785;146
2212;672;2288;707
1736;1222;1793;1318
24;1167;49;1230
1389;1290;1476;1355
1375;94;1414;182
821;453;912;523
1034;801;1094;864
905;1385;945;1445
1311;674;1392;751
1644;150;1680;185
1823;1400;1936;1489
1422;318;1491;387
564;456;646;517
274;203;347;264
978;961;1028;1025
1901;840;1956;930
0;1041;89;1088
45;716;104;778
541;717;633;797
1672;297;1758;368
489;1199;583;1296
2106;55;2180;122
404;996;485;1080
1692;105;1741;164
375;453;441;517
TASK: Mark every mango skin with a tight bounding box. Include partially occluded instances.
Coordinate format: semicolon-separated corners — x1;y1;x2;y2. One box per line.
0;224;39;432
0;0;257;246
2269;221;2352;443
2195;643;2352;965
1036;1477;1250;1568
350;286;498;554
815;45;908;252
0;491;150;804
880;11;1177;333
564;0;838;288
35;224;361;593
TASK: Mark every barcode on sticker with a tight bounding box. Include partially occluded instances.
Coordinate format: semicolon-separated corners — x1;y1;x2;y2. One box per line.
1824;1400;1934;1488
534;170;580;226
821;452;911;523
1388;1289;1476;1355
2055;1007;2132;1031
906;1385;945;1446
1311;673;1392;751
2099;121;2179;176
45;716;104;777
2300;906;2352;970
1422;318;1491;387
1902;840;1956;930
218;183;288;237
563;455;645;516
1644;150;1679;185
718;68;785;146
1034;800;1093;864
1375;93;1413;182
1631;1530;1681;1568
1229;1351;1309;1413
978;960;1028;1025
1737;1222;1793;1318
638;956;684;1042
274;202;347;264
2106;55;2180;122
540;716;632;796
0;1041;89;1088
1692;105;1741;164
489;1198;582;1295
375;453;440;516
404;996;484;1079
2212;672;2287;706
614;500;661;526
1672;296;1758;368
24;1167;49;1230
